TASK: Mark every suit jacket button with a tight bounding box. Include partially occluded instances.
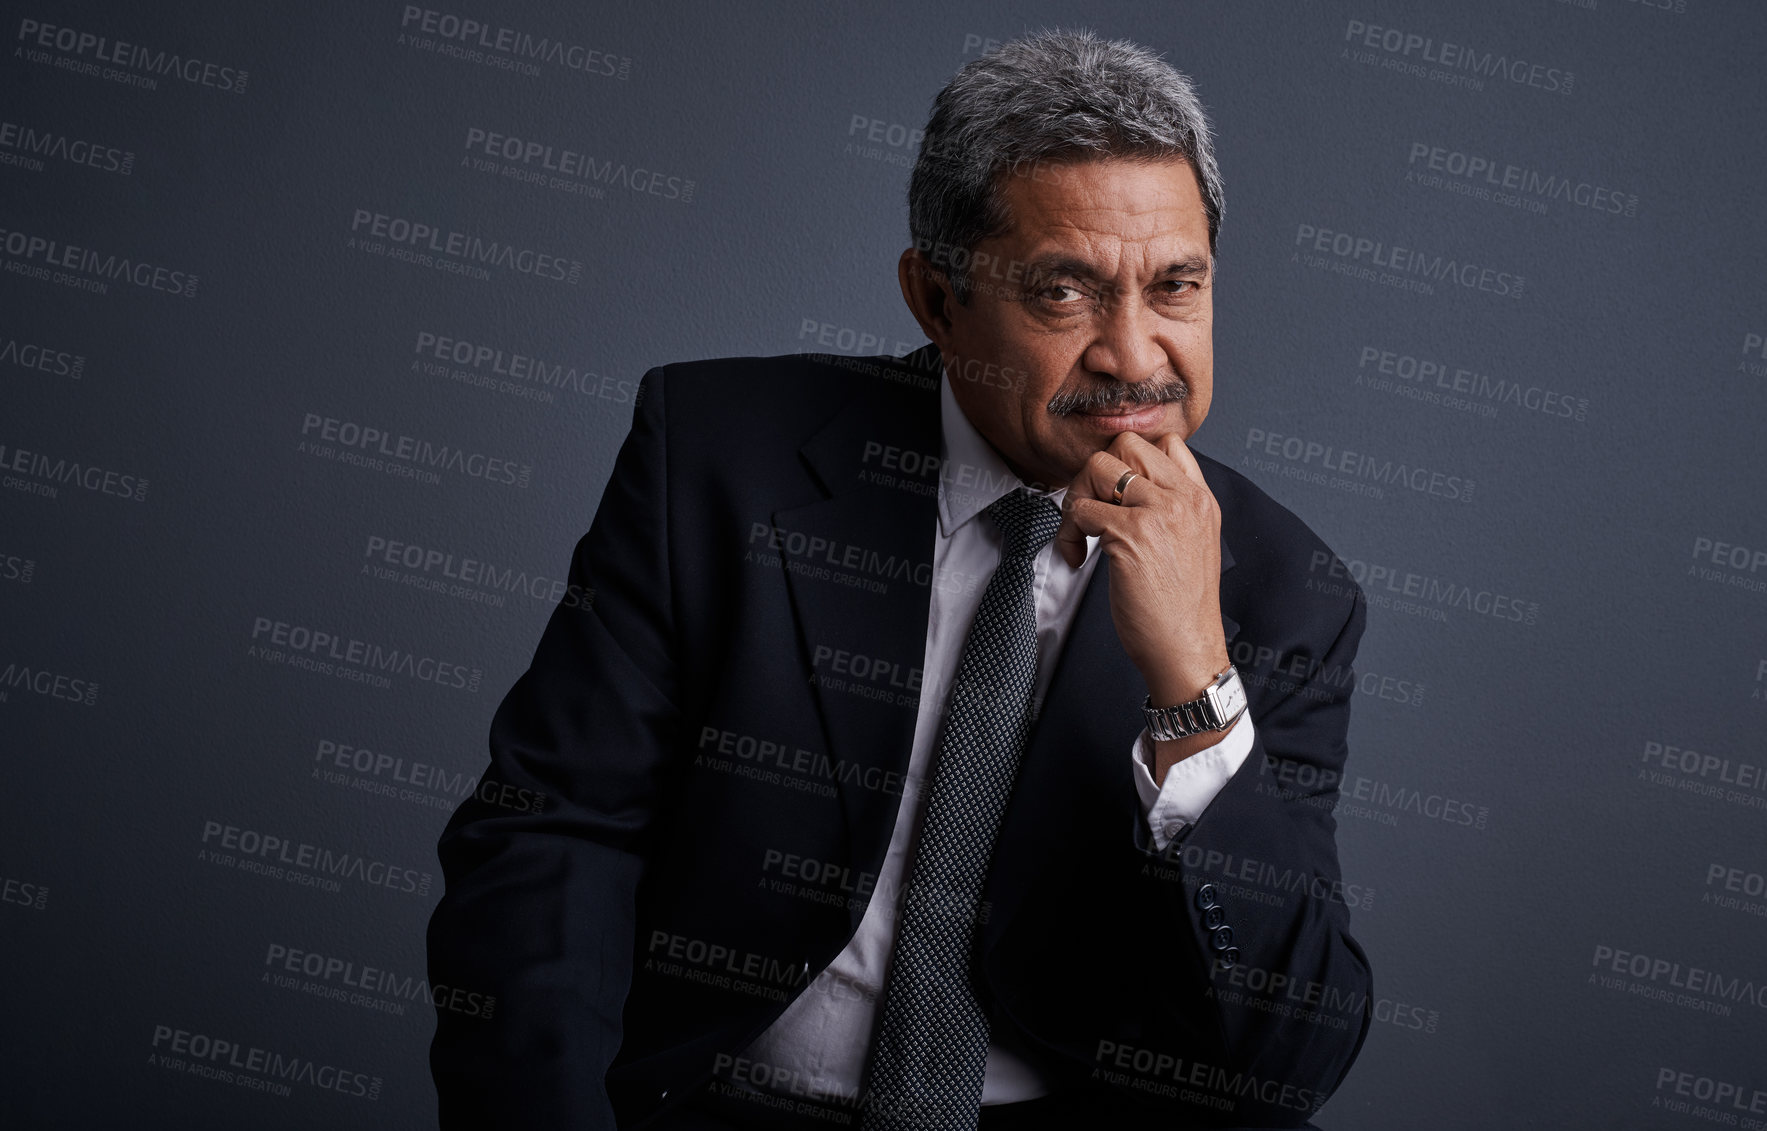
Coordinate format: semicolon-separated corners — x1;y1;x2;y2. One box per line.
1201;905;1225;930
1218;946;1240;969
1210;925;1234;950
1195;884;1220;911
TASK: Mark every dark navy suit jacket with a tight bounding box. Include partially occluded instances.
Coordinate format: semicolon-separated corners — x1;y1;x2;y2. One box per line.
427;345;1373;1129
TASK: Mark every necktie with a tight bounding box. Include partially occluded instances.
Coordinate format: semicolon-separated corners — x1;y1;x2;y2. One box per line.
861;488;1065;1130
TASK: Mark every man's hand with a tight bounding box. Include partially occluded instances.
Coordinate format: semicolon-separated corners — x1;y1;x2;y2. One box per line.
1054;432;1231;780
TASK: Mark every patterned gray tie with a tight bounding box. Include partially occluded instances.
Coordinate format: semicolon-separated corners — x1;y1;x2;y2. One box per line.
861;487;1065;1131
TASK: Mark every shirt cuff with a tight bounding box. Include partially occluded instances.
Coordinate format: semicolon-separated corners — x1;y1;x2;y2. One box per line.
1130;712;1255;854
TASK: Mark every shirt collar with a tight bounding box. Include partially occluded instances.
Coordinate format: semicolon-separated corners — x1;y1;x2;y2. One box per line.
937;367;1089;561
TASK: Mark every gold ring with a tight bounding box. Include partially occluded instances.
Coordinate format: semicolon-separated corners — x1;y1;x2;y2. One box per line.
1112;470;1139;506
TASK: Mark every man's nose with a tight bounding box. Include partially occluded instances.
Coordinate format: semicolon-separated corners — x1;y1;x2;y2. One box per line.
1080;297;1167;386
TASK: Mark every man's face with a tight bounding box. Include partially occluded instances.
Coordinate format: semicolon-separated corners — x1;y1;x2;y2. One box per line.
913;156;1214;490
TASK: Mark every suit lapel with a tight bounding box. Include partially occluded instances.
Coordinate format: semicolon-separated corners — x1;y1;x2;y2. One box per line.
770;352;943;932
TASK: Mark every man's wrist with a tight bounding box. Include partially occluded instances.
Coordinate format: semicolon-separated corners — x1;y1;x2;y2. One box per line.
1143;651;1239;785
1143;647;1232;707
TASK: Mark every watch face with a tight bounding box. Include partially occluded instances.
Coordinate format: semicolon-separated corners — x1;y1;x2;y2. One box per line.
1221;681;1245;716
1211;671;1246;722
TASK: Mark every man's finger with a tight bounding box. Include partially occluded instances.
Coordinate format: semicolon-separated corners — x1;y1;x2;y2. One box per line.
1157;433;1209;490
1068;446;1170;508
1108;431;1182;491
1053;495;1125;568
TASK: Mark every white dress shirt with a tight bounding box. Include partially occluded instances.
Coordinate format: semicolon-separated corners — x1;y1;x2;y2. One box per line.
738;368;1255;1104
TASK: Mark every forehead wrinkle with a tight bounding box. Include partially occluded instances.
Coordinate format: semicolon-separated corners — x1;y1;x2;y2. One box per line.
1023;227;1207;286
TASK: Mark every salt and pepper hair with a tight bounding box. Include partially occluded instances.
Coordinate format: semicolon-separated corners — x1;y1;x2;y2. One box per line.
908;28;1224;303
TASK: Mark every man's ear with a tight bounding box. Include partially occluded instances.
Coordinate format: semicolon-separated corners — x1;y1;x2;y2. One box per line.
898;248;958;346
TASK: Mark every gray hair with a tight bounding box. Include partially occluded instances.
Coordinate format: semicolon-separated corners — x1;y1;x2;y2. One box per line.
908;28;1224;303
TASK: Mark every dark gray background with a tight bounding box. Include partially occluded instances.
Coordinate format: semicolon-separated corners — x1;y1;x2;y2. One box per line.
4;1;1764;1127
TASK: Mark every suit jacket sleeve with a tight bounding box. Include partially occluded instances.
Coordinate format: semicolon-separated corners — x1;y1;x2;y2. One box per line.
426;367;680;1130
1116;586;1372;1126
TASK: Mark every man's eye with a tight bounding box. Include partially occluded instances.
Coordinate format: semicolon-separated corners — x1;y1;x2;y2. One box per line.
1040;284;1085;303
1159;280;1197;294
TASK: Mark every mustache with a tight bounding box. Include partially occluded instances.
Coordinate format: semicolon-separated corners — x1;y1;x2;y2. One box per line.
1046;376;1189;416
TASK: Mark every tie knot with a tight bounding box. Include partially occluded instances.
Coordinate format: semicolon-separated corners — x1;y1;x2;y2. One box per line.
987;488;1063;560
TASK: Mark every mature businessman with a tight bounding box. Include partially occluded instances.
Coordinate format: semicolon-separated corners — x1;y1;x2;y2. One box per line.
429;29;1372;1131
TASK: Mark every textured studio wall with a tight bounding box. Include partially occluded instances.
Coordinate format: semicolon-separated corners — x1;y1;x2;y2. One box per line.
3;1;1765;1127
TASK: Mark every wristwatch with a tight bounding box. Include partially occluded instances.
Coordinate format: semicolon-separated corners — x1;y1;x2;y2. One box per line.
1142;665;1247;741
